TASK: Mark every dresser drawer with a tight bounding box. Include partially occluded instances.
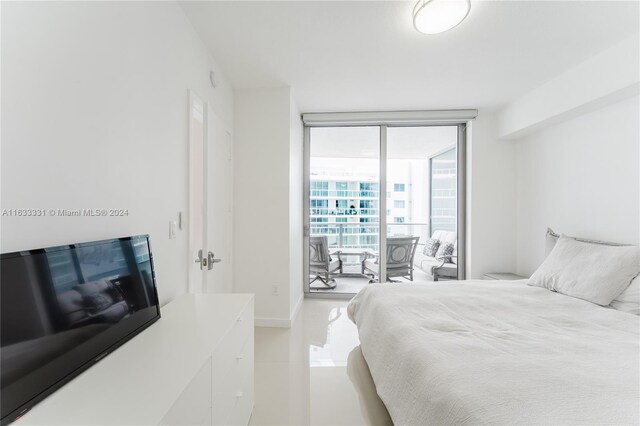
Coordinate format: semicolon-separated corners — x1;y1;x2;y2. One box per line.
160;358;212;426
217;304;252;359
225;357;254;426
213;333;253;425
211;305;252;384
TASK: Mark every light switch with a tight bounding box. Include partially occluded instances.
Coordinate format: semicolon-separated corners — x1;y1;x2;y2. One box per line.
169;221;177;239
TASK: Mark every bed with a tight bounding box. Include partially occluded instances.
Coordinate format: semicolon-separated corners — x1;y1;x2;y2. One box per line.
347;280;640;425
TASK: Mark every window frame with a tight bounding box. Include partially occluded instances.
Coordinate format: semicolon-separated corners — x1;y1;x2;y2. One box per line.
303;113;471;297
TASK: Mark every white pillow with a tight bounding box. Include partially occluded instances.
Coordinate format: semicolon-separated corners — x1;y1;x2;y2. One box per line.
528;235;640;306
544;227;626;258
544;228;558;258
609;275;640;315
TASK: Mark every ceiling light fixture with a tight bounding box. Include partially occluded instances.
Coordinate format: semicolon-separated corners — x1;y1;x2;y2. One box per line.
413;0;471;35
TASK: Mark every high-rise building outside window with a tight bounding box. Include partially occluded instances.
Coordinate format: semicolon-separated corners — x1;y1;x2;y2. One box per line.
336;181;348;197
310;181;329;197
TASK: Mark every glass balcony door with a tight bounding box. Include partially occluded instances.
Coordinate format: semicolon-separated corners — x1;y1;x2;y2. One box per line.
307;127;380;294
429;147;457;234
387;127;460;284
305;123;465;295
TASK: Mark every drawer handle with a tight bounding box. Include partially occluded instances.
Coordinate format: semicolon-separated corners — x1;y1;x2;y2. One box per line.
235;391;243;398
236;354;244;360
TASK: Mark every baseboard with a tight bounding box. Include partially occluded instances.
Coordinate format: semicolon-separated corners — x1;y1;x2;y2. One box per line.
254;295;304;328
254;317;291;328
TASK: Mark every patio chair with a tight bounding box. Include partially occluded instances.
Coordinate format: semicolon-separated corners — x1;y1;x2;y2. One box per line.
363;236;420;283
309;236;342;289
413;230;458;281
432;255;458;281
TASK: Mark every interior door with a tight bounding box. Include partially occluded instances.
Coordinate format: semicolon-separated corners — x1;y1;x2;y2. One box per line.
188;92;231;294
205;105;232;293
188;91;207;294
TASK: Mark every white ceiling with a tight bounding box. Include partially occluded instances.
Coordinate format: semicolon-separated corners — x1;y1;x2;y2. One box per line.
180;1;639;112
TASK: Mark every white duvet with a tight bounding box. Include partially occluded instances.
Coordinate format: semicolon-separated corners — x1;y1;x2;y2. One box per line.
347;280;640;425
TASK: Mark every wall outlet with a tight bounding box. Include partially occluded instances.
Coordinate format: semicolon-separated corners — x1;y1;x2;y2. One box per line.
271;285;279;296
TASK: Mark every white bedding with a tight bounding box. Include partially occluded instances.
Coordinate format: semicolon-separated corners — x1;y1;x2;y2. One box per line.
347;280;640;425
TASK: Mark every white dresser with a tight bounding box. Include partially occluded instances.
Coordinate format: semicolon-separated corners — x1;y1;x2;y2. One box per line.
18;293;254;426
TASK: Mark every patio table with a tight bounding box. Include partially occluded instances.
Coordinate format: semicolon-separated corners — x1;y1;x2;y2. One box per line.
329;248;376;275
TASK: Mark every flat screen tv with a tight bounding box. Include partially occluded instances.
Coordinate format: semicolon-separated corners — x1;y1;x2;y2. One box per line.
0;235;161;424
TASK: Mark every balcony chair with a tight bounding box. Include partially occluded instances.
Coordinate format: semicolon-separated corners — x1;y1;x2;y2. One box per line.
413;230;458;281
431;255;458;281
309;236;342;290
363;236;420;283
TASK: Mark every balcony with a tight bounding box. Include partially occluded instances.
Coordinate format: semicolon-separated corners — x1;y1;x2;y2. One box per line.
309;222;437;294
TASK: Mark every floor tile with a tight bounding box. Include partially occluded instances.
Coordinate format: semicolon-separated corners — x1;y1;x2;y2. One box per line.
250;299;392;426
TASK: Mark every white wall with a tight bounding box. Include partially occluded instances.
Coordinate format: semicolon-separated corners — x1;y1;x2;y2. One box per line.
0;1;234;306
515;95;640;276
289;92;304;317
233;87;302;326
498;34;639;139
497;30;640;276
466;111;517;278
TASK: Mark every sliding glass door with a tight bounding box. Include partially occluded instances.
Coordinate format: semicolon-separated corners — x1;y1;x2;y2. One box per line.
307;127;380;293
429;147;457;234
386;126;459;284
305;124;465;295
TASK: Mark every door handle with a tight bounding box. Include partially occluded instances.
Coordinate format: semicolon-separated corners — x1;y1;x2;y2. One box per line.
195;249;207;269
207;251;222;270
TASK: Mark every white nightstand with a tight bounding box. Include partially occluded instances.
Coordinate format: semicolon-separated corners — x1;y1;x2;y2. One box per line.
483;272;528;280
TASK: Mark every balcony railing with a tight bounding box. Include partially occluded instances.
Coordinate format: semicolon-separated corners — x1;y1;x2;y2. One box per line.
310;190;379;198
310;208;379;216
310;222;430;251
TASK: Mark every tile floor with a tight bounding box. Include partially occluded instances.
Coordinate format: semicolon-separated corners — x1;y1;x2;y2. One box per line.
249;298;393;426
